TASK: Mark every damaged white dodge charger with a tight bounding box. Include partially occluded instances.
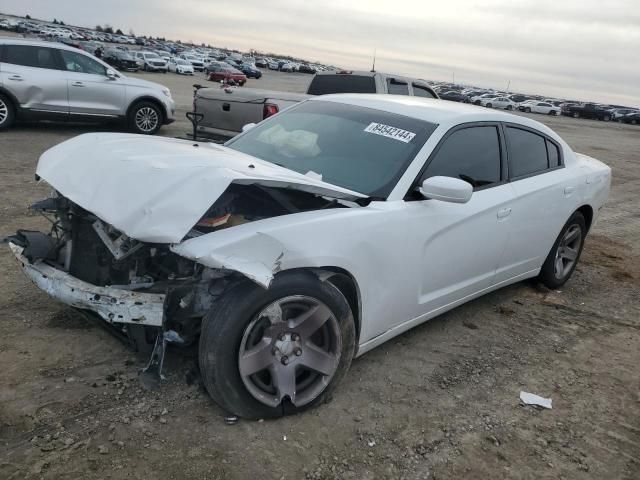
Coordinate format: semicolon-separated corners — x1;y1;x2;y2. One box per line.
7;95;610;418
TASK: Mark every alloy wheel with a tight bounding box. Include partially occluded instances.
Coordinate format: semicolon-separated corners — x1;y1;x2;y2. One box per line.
134;107;159;133
554;224;582;279
0;98;7;125
238;295;342;408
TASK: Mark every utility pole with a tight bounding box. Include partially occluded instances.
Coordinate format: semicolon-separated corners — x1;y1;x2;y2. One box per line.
452;72;455;84
506;80;511;93
371;49;376;72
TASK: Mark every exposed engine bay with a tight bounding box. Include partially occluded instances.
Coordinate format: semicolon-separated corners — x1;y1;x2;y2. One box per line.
7;183;351;354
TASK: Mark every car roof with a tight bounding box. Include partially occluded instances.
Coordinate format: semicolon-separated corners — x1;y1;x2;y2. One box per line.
311;94;562;139
0;36;84;53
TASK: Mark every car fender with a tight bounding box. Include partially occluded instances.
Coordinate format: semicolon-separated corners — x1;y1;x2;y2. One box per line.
170;203;411;345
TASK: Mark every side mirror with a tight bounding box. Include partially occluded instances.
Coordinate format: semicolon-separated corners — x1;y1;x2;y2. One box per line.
419;176;473;204
106;69;117;80
242;123;256;132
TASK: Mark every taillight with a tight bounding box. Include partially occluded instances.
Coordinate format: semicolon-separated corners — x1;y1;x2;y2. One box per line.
263;103;279;119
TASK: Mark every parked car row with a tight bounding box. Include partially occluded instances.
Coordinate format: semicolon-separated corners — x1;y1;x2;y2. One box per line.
430;82;638;123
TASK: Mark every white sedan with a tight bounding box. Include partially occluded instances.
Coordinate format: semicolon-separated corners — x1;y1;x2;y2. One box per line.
168;57;195;75
480;96;517;110
520;101;560;115
7;96;610;419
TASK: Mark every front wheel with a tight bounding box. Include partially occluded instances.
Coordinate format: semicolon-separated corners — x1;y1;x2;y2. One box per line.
506;105;513;110
0;93;16;130
128;101;163;135
525;107;531;113
486;103;492;108
538;212;586;289
198;271;356;419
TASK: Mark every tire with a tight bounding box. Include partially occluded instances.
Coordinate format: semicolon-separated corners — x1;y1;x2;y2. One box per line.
573;112;580;118
0;93;16;130
603;115;610;122
525;107;531;113
506;105;513;110
128;101;163;135
538;212;586;289
486;103;492;108
550;110;558;116
632;119;638;125
199;271;356;419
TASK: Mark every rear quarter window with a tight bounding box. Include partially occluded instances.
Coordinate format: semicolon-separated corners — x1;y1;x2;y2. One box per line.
307;75;376;95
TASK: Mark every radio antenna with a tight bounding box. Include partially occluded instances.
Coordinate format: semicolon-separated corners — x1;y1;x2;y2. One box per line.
371;49;376;72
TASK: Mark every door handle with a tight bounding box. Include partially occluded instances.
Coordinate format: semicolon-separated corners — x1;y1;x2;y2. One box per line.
497;207;512;219
8;75;23;81
71;82;85;87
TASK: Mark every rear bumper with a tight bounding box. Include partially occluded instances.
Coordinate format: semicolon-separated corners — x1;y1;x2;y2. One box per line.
9;242;165;327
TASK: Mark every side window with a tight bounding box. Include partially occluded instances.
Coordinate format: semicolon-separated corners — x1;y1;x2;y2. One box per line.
3;45;61;69
60;50;106;75
546;139;560;168
387;78;409;95
506;127;548;177
412;84;436;98
422;126;501;189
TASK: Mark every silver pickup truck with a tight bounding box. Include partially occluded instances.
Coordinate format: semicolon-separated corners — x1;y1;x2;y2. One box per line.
194;70;439;138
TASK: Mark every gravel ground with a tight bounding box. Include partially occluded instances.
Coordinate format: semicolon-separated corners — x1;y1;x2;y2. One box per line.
0;69;639;480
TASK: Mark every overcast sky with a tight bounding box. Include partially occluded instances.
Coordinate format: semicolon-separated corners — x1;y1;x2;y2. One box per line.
3;0;639;106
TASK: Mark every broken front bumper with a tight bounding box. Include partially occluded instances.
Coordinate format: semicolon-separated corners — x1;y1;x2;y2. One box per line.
9;242;165;327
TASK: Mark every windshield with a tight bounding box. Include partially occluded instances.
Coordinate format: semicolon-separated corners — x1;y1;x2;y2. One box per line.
176;59;188;65
226;100;437;198
145;53;159;58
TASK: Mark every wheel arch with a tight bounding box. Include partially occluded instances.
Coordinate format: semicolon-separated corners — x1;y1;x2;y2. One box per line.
576;204;594;232
315;267;362;348
0;87;20;113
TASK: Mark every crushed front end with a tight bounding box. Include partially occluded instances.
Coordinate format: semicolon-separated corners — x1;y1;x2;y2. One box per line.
6;194;234;354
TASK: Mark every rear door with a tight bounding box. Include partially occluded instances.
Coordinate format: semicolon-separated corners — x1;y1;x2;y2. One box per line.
59;49;125;117
495;125;577;281
0;44;68;114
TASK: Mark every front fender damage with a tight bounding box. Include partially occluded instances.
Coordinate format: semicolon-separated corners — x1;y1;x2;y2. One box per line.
171;232;286;289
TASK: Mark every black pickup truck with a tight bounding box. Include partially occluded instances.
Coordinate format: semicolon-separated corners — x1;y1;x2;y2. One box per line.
561;103;612;121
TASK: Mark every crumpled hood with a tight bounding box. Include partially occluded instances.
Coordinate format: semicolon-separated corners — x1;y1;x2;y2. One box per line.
36;133;365;244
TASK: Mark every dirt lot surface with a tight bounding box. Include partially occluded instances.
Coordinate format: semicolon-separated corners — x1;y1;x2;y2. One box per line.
1;69;639;480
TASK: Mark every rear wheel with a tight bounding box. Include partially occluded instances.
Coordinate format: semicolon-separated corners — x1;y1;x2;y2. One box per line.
538;212;586;289
603;115;611;122
550;110;558;115
573;112;580;118
128;101;163;135
525;107;531;113
0;93;16;130
506;105;513;110
486;103;492;108
199;271;356;419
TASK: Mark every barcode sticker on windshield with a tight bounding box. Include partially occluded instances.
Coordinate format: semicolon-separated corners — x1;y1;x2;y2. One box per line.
364;123;416;143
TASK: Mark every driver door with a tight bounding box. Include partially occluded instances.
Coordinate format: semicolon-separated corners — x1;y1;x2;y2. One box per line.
403;124;515;320
59;49;125;117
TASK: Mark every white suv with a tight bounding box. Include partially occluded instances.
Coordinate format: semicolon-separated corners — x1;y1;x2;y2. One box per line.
0;38;175;134
134;51;168;72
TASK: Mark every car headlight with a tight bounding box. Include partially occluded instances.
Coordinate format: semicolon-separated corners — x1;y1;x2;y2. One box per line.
162;88;171;98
